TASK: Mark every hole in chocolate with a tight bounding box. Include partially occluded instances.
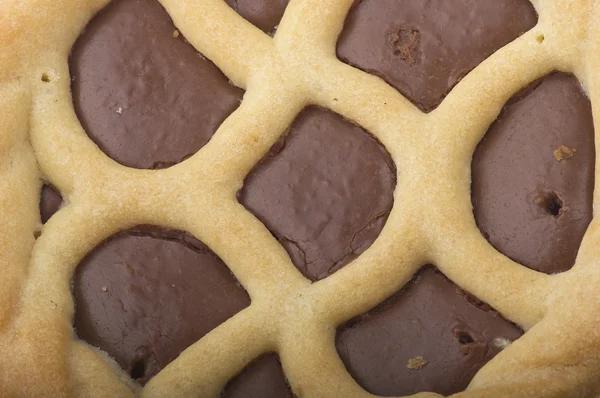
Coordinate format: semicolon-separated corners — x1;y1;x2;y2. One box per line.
238;107;396;282
69;0;244;170
335;266;523;396
41;73;51;82
73;226;250;384
390;27;421;64
455;330;474;345
130;359;146;380
543;191;563;217
536;34;545;43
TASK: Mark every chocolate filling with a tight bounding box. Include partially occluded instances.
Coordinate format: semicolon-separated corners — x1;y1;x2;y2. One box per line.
222;354;293;398
73;226;251;384
238;106;396;281
70;0;244;169
40;184;62;223
472;73;595;274
337;0;538;112
336;266;523;396
224;0;289;34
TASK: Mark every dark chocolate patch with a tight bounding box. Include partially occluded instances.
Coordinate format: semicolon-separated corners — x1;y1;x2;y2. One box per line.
222;354;293;398
472;73;595;274
224;0;289;34
40;184;62;223
73;226;250;384
238;107;396;281
337;0;537;112
336;266;522;396
70;0;244;169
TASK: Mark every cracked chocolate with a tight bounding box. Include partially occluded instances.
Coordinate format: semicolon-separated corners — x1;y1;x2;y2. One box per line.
73;226;250;384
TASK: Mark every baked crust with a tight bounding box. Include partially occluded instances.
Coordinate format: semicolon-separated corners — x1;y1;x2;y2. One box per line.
1;0;600;396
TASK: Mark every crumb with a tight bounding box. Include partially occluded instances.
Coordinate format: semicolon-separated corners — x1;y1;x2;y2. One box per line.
171;284;176;288
116;106;123;115
553;145;576;161
407;356;428;369
492;337;512;350
101;286;108;292
172;30;180;38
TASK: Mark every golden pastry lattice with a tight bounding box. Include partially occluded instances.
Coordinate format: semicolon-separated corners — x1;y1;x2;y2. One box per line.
1;0;600;396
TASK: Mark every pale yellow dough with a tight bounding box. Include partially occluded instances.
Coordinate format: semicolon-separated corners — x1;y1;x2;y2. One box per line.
1;0;600;397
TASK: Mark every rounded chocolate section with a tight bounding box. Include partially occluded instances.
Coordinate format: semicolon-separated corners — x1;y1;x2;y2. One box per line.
223;354;293;398
224;0;289;34
472;73;595;274
73;227;250;384
40;184;62;223
70;0;244;169
238;107;396;281
337;0;537;112
336;267;522;396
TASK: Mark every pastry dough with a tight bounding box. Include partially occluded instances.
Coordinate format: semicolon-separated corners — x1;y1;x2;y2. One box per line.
0;0;599;396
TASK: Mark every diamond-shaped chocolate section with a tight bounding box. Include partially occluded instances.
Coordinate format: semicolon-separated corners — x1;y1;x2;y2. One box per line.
224;0;289;34
337;0;537;112
73;226;250;384
40;184;62;223
222;354;293;397
336;266;522;396
70;0;243;169
238;107;396;281
472;73;595;274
